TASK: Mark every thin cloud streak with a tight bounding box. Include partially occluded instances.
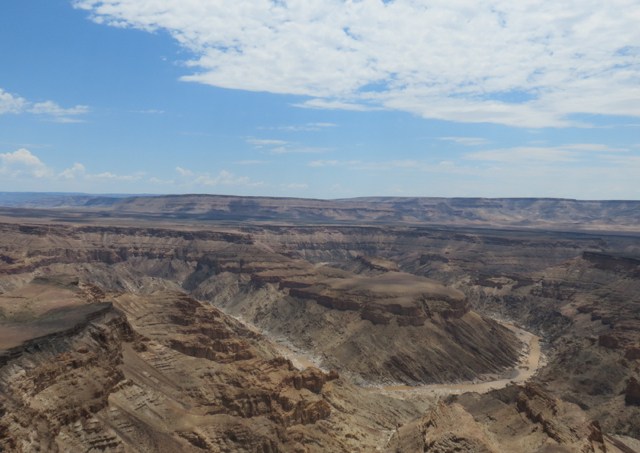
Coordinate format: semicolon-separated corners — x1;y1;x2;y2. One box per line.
247;138;329;155
439;136;491;146
465;144;630;163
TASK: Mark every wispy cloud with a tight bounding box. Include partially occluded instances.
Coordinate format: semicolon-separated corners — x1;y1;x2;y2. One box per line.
89;171;145;181
132;109;165;114
270;146;328;155
29;101;89;122
74;1;640;128
308;159;424;171
308;160;341;168
294;99;378;112
0;88;89;122
175;166;262;188
259;122;337;132
246;138;289;147
247;138;328;155
0;149;144;184
439;136;490;146
1;148;264;192
282;183;308;190
175;166;193;177
562;143;626;152
466;147;578;163
59;162;86;179
465;143;629;163
59;161;144;181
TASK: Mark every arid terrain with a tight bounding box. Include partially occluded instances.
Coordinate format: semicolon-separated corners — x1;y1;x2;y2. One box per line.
1;194;639;452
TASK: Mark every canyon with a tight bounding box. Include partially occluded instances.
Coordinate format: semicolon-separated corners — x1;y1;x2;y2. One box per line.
0;194;639;452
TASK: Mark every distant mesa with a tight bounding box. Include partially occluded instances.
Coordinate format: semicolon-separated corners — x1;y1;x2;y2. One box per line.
1;192;640;232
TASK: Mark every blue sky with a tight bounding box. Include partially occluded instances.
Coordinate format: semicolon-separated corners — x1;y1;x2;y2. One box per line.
1;0;639;199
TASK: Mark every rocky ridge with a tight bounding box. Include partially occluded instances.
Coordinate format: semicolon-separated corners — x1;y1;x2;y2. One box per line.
2;194;640;232
1;279;421;452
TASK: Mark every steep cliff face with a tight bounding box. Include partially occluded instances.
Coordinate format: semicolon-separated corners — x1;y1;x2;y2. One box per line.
1;282;404;452
389;384;608;453
0;307;132;452
434;246;640;437
193;260;521;385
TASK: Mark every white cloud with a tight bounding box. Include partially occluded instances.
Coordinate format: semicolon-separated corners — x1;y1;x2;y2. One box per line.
1;148;44;167
247;137;328;155
89;171;144;181
270;145;327;155
0;89;28;114
29;101;89;122
0;88;89;122
74;0;640;128
303;146;640;199
309;160;340;168
0;148;52;178
0;149;145;187
465;143;629;163
466;147;577;163
0;148;260;192
59;162;86;179
309;122;337;129
294;99;377;112
246;138;289;147
58;162;143;182
132;109;165;114
176;166;262;188
562;143;626;152
148;176;174;185
175;166;194;177
439;136;490;146
308;158;428;171
259;122;337;132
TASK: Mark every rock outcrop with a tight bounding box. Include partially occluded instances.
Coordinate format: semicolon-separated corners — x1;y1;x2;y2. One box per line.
389;384;608;453
0;286;352;452
625;377;640;406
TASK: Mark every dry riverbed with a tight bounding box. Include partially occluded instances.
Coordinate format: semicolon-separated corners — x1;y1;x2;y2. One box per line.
370;321;544;399
230;310;544;399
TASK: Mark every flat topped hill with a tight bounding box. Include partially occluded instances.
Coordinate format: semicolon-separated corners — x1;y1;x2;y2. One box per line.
1;192;640;232
0;276;110;353
325;272;464;303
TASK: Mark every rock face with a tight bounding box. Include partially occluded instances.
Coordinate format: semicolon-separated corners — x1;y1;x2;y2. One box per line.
254;222;640;441
389;384;608;453
0;285;353;452
626;377;640;406
287;272;468;325
222;265;519;385
391;402;499;453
